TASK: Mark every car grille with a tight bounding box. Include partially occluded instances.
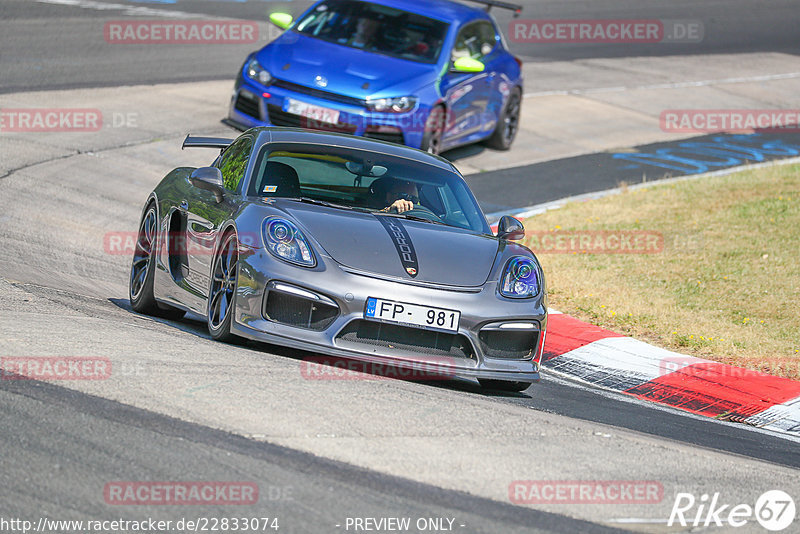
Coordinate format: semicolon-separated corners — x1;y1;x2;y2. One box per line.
235;92;261;120
478;330;539;360
335;320;475;361
267;105;357;134
263;291;339;331
364;130;405;145
272;79;366;108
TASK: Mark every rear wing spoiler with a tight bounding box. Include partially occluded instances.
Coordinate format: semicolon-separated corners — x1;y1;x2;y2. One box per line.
182;135;234;150
463;0;522;16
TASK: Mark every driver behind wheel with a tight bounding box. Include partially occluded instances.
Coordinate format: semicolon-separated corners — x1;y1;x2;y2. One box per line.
381;179;419;213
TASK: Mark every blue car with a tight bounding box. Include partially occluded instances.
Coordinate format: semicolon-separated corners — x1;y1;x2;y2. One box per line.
227;0;523;155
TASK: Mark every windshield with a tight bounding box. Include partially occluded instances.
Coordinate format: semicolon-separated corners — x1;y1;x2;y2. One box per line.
248;143;490;234
293;0;449;64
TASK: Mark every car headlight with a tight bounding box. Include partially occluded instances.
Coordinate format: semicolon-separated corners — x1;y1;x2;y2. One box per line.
262;217;315;267
365;96;417;113
500;257;540;299
246;58;273;86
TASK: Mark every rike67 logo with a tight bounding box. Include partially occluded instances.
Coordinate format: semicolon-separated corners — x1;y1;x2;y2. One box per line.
669;490;795;531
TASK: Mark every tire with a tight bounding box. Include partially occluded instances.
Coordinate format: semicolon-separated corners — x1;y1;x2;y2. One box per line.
207;230;241;343
129;204;185;320
421;105;445;155
479;379;531;393
485;88;521;151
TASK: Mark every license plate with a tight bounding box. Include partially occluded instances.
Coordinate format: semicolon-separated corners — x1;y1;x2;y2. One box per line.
285;98;340;124
364;297;461;333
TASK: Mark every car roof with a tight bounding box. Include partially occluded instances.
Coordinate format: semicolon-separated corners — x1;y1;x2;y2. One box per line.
333;0;487;24
246;127;458;173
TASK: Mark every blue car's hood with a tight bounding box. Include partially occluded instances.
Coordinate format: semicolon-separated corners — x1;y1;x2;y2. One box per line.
259;33;438;99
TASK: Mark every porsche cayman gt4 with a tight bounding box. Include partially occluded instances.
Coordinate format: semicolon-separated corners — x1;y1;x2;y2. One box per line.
129;127;546;391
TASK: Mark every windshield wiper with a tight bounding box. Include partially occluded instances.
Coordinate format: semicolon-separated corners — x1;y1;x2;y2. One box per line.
289;197;362;212
291;197;374;213
403;214;448;225
379;212;448;226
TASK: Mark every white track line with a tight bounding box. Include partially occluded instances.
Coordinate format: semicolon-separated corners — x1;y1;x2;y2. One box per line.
34;0;201;19
524;71;800;98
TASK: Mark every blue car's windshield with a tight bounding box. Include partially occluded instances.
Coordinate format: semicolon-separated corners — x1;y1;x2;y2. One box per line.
294;0;449;64
248;143;490;234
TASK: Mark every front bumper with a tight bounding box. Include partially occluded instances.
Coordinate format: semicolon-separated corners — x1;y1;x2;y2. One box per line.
233;247;547;384
228;76;428;150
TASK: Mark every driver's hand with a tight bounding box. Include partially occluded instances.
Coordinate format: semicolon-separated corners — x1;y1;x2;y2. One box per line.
389;199;414;213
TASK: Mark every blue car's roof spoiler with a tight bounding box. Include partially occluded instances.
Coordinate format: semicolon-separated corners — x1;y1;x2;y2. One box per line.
463;0;522;17
182;135;234;150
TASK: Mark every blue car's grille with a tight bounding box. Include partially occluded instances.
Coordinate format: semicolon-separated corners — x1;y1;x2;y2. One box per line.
267;105;357;135
235;92;261;119
272;79;366;109
364;130;405;145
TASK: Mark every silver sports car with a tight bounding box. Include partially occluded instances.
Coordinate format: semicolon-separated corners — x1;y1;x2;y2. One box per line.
129;127;547;391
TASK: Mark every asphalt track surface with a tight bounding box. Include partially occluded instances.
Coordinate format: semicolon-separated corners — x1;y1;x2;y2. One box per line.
2;1;800;532
465;131;800;215
0;373;618;534
2;0;799;93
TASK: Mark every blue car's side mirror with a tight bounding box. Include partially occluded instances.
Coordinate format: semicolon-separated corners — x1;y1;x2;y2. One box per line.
451;57;486;73
269;13;293;30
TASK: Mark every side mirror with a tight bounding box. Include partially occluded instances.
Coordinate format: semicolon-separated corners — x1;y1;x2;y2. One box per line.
269;12;293;30
497;215;525;241
189;167;225;203
451;57;485;74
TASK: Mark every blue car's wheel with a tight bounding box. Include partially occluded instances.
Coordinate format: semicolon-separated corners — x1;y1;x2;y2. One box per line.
422;105;445;155
486;88;521;150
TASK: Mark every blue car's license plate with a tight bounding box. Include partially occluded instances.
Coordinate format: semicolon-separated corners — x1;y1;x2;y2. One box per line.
285;98;340;125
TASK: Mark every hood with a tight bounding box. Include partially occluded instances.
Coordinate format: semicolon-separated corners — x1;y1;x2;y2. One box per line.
259;33;437;99
281;203;498;287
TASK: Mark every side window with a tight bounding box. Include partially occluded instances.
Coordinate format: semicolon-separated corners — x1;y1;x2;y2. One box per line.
216;137;253;191
452;21;497;61
478;21;498;57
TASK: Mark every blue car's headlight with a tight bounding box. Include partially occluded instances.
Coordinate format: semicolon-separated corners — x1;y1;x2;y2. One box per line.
365;96;417;113
262;217;315;267
500;257;540;299
246;58;272;85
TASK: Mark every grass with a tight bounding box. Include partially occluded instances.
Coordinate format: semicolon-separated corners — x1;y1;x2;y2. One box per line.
522;163;800;380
